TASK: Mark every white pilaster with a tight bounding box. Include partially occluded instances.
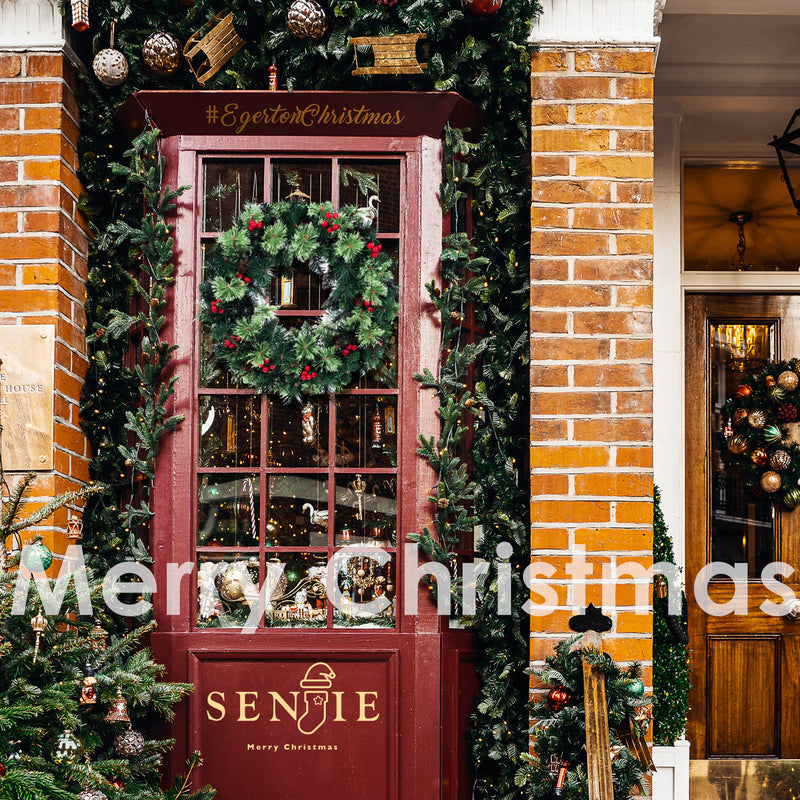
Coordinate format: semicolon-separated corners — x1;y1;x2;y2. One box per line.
0;0;65;50
530;0;663;45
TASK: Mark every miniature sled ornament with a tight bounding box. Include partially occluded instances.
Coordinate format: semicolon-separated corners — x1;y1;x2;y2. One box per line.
184;13;245;85
349;33;428;76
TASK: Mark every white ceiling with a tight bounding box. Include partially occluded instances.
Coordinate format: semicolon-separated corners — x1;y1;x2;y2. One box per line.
656;1;800;159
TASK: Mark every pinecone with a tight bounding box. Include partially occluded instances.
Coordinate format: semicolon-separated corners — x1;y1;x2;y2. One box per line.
777;401;798;422
287;0;327;40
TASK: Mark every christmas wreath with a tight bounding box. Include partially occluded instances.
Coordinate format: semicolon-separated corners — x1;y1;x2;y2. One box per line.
199;200;398;401
723;359;800;508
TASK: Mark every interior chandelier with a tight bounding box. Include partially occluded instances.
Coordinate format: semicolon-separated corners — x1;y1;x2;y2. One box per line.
768;108;800;214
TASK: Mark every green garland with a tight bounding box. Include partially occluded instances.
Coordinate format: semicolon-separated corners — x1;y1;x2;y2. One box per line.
722;359;800;508
198;200;398;401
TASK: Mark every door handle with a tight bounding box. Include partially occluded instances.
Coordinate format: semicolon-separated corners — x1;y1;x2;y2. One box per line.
784;598;800;620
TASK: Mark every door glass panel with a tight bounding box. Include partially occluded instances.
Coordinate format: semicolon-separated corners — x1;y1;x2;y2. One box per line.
271;160;332;203
709;322;777;576
203;160;264;232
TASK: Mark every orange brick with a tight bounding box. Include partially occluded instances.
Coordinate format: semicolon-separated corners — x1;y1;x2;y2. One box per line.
532;337;610;361
574;257;652;282
617;182;653;203
617;234;653;255
615;339;652;359
530;51;568;72
0;82;61;106
533;105;569;125
0;263;16;285
531;259;569;280
0;236;59;260
617;392;653;414
530;445;610;469
575;155;653;179
53;421;88;457
0;133;63;158
530;474;570;496
22;210;60;232
531;390;611;415
575;49;654;74
617;130;653;152
531;76;612;101
616;77;654;100
533;178;612;204
573;418;652;442
575;527;652;550
533;285;611;307
601;638;652;663
530;636;570;663
530;364;569;387
530;528;570;550
532;500;611;525
573;311;651;336
616;447;652;468
616;502;654;524
0;288;58;313
0;162;16;182
22;263;59;284
533;128;610;152
616;612;653;634
0;55;22;78
573;207;653;231
532;155;569;176
27;55;64;77
0;213;17;234
531;230;610;256
24;107;62;131
23;160;61;181
0;184;59;207
574;474;653;498
574;103;653;127
530;419;569;441
573;364;652;388
54;369;84;404
530;311;569;334
531;206;569;227
0;108;19;131
616;285;653;307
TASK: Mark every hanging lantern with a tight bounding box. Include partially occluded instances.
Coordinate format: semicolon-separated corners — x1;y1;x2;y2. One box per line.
66;515;84;541
384;405;395;436
371;405;383;449
105;687;130;723
269;63;278;91
30;608;47;663
70;0;89;31
53;729;84;764
88;617;108;652
279;273;295;308
80;661;98;706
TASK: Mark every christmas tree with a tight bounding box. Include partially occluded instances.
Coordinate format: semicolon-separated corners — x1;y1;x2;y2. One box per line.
0;472;214;800
519;615;652;799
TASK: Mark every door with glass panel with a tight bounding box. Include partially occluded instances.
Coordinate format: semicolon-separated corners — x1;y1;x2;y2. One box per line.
686;294;800;762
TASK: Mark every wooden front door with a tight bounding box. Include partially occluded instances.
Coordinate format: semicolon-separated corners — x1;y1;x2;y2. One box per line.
686;293;800;759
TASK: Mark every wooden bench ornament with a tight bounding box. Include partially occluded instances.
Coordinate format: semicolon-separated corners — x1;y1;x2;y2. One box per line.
184;12;246;85
349;33;428;76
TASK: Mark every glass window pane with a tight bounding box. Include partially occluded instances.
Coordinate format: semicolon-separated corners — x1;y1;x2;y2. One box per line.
199;395;261;468
333;473;396;547
203;160;264;232
267;398;329;468
266;552;328;627
710;321;776;576
333;550;396;627
338;160;401;233
335;395;397;469
266;473;329;547
197;554;260;628
198;474;260;547
269;266;329;311
271;160;332;204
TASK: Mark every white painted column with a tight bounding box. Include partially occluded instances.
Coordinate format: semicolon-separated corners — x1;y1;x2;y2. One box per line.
0;0;65;49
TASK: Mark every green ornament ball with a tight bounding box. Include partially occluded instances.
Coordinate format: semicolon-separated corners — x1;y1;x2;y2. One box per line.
782;488;800;509
763;424;783;445
53;729;83;764
22;540;53;571
627;678;645;697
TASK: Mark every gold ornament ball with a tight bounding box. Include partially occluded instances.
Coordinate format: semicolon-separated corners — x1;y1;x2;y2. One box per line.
770;450;792;471
782;487;800;509
727;434;749;455
92;47;129;86
732;408;749;426
779;370;799;391
760;471;783;493
114;727;145;758
748;409;767;429
287;0;327;40
751;447;768;467
142;32;182;76
218;564;244;602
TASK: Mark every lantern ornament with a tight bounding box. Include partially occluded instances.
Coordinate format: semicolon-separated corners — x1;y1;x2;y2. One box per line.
769;108;800;214
105;687;131;723
66;515;84;540
70;0;89;31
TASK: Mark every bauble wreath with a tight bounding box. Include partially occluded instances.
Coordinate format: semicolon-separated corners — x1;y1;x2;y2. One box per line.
199;200;398;401
723;359;800;508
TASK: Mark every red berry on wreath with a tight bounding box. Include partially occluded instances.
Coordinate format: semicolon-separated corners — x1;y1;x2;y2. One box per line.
777;402;798;422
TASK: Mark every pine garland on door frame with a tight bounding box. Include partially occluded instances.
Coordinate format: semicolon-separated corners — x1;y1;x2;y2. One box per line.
198;200;398;402
74;0;539;796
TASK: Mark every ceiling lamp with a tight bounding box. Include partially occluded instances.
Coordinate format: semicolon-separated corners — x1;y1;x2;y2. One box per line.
768;109;800;214
728;211;753;272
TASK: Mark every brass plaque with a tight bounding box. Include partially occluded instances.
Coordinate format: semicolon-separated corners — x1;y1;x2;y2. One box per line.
0;325;54;470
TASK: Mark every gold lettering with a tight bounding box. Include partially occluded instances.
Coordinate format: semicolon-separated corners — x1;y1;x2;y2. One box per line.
332;691;345;721
279;111;290;124
269;690;299;721
237;691;260;722
356;691;380;722
206;691;226;721
220;103;239;128
380;112;393;124
252;110;263;124
393;111;405;125
236;110;251;133
363;111;381;125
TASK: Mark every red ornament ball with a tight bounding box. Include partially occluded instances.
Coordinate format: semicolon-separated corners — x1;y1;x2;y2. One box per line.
461;0;502;16
547;686;572;712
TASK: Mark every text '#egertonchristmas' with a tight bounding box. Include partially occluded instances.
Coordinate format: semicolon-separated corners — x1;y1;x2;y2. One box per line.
212;102;407;134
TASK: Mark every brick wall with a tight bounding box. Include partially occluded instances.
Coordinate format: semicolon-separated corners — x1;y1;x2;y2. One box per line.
0;51;89;556
529;47;654;674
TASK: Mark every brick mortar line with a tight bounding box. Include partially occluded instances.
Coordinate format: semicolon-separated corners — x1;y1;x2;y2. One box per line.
2;281;88;304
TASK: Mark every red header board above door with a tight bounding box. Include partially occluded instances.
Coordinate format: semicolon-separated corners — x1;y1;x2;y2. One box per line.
118;90;482;139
